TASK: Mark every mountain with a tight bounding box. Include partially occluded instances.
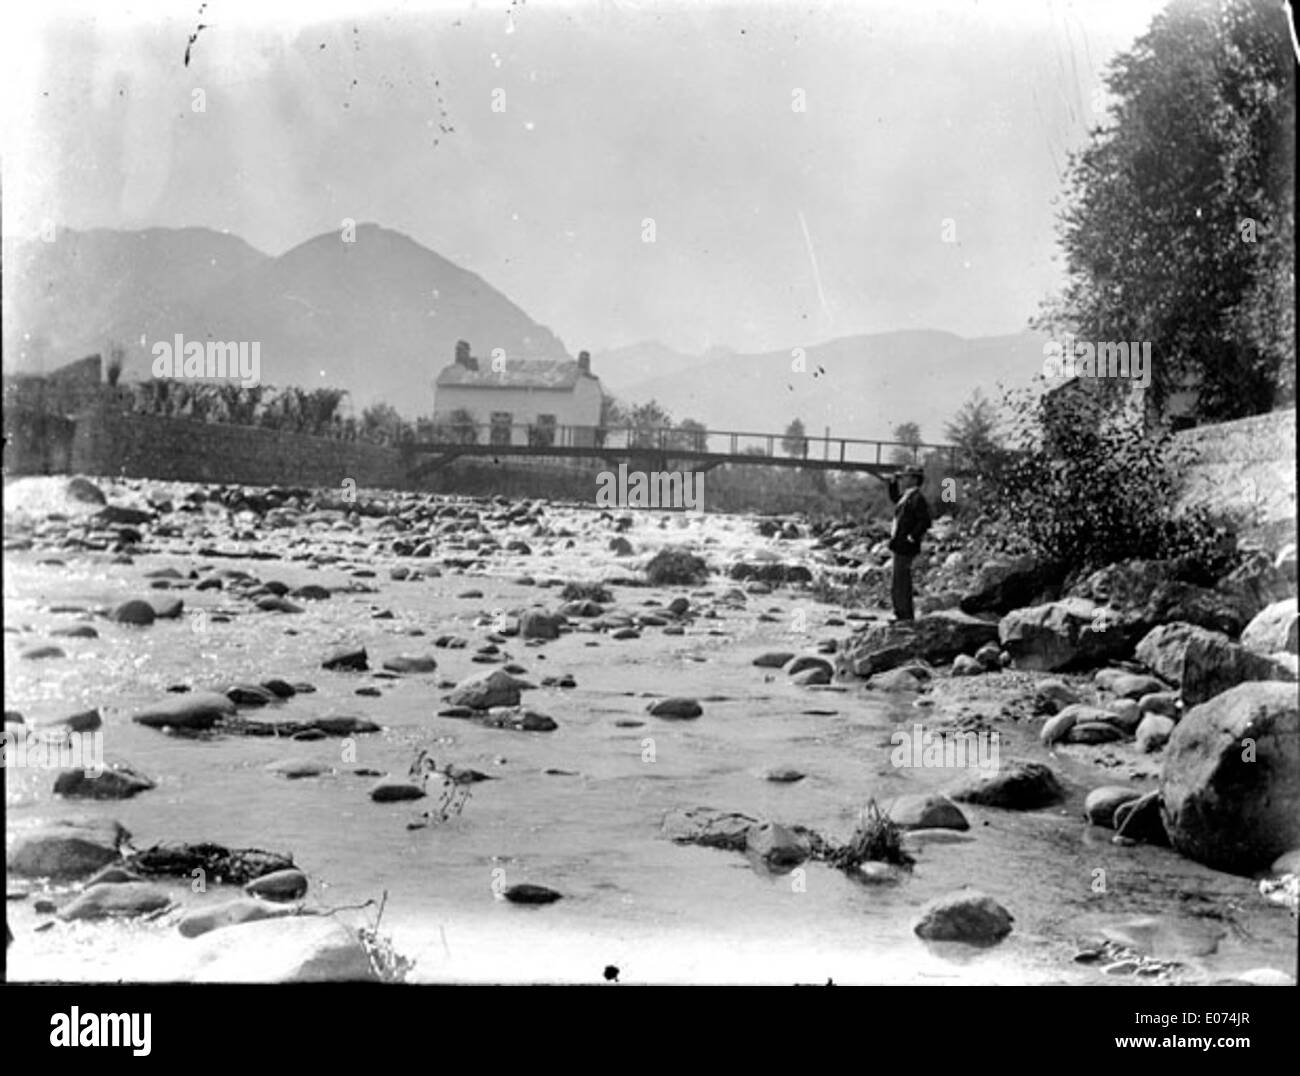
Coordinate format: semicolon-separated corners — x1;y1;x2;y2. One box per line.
3;224;571;414
610;329;1051;444
2;227;268;374
589;340;704;393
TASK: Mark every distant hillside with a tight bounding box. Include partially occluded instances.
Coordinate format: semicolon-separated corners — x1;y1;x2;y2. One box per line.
3;224;571;414
607;329;1050;443
3;227;268;373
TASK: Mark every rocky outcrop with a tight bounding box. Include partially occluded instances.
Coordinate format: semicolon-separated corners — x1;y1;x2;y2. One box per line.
841;611;999;676
1134;622;1294;706
998;598;1139;671
1240;599;1299;656
959;555;1063;615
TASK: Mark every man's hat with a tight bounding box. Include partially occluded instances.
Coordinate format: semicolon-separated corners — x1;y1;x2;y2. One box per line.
897;465;924;479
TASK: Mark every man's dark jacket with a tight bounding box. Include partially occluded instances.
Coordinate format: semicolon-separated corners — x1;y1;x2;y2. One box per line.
886;478;932;557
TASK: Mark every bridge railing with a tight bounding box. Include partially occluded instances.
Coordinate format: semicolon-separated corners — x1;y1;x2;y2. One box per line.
414;420;958;469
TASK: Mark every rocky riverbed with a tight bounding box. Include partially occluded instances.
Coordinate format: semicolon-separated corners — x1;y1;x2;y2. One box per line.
4;475;1297;984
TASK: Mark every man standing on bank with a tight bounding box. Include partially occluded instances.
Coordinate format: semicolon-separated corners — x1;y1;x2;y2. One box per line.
886;465;931;622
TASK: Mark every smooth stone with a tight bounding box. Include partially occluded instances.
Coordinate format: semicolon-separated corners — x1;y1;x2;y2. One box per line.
887;794;969;831
382;655;439;674
322;646;369;671
1084;786;1144;828
913;890;1014;943
177;897;302;938
180;916;378;982
753;651;795;669
58;882;171;921
369;778;426;802
504;883;562;905
6;818;129;879
244;868;309;901
134;691;236;730
53;764;155;800
109;599;156;626
647;697;702;719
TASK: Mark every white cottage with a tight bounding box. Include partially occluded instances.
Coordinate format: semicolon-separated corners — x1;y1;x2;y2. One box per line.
433;344;604;447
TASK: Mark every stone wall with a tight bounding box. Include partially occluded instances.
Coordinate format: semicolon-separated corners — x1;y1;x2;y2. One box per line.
1175;407;1296;532
58;404;407;490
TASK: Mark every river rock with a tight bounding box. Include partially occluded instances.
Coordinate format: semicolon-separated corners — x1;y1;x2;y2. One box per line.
950;759;1064;809
959;555;1063;616
53;764;155;800
753;651;795;669
1136;714;1176;753
65;476;107;506
1159;681;1300;873
914;890;1013;943
886;794;969;831
1067;721;1125;745
7;817;129;879
479;708;557;732
447;668;530;709
1084;786;1144;827
787;655;834;678
504;883;563;904
244;868;309;901
382;655;439;674
322;646;368;671
1135;622;1294;706
951;654;985;676
662;806;760;851
149;596;185;619
180;916;378;982
745;821;811;866
370;778;426;802
109;599;156;626
519;610;564;640
178;897;302;938
134;691;236;730
1040;711;1076;746
1138;691;1180;717
1113;790;1169;845
998;598;1137;671
58;882;171;921
1095;669;1168;699
842;611;999;676
1033;678;1082;714
648;697;703;719
1240;599;1299;656
38;709;102;734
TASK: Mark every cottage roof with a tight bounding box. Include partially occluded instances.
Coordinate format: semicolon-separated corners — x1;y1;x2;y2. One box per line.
435;357;597;390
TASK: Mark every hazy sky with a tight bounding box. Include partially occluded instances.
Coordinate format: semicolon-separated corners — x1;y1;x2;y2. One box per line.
2;0;1168;356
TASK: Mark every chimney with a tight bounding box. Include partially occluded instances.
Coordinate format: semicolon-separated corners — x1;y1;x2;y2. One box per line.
454;340;471;368
577;351;591;375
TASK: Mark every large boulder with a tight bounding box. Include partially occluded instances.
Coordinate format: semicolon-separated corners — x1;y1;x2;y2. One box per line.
1240;599;1299;656
841;611;999;677
1140;581;1250;637
998;598;1139;671
959;555;1063;615
518;609;564;640
1134;622;1294;706
7;817;129;879
1216;551;1295;621
1160;681;1300;874
180;915;378;982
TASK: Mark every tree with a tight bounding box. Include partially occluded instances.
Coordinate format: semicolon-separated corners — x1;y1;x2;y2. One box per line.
670;418;708;452
782;418;808;457
1035;0;1295;421
627;399;673;447
890;422;922;465
944;389;1000;471
360;402;405;445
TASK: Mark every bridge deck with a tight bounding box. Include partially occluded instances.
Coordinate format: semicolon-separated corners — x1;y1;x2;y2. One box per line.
404;422;959;478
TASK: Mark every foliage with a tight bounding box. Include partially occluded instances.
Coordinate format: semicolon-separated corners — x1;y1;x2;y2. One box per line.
356;890;416;983
1034;0;1295;420
782;417;808;457
890;421;922;465
985;383;1237;575
822;800;914;871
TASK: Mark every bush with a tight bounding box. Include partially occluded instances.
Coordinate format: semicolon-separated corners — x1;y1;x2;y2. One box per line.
644;547;709;585
985;386;1236;577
